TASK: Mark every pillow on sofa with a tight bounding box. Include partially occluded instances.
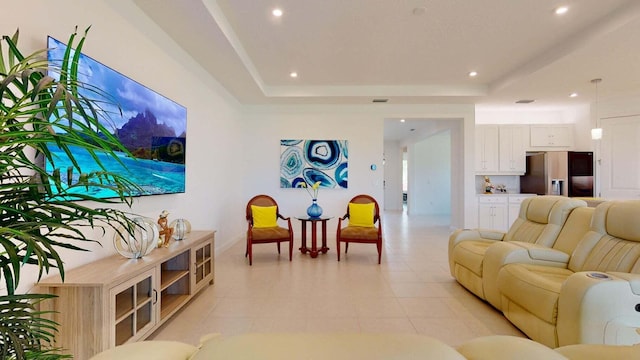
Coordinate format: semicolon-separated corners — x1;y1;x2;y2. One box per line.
349;202;375;227
251;205;278;228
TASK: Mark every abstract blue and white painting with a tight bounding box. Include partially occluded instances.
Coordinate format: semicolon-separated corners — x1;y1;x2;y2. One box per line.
280;140;348;189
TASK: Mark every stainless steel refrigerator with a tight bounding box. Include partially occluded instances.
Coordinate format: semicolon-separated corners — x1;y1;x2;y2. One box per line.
519;151;593;197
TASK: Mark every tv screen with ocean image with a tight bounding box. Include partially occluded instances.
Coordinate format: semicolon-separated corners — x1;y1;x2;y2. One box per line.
46;36;187;198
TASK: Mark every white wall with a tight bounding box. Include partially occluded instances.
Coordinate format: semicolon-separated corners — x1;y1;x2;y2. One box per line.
383;140;404;211
241;107;385;236
3;0;244;293
409;130;451;216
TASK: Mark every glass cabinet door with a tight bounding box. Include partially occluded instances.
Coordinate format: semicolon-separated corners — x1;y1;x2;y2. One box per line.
110;268;157;346
192;240;213;293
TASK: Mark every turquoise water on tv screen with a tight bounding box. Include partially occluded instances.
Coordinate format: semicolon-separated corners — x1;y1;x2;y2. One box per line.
46;145;185;199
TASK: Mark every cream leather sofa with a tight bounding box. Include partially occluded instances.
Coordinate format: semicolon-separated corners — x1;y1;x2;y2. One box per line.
449;196;587;305
89;333;640;360
498;200;640;348
482;206;594;309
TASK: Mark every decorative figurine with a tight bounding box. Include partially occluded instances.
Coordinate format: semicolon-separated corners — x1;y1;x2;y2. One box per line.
484;176;495;194
158;210;174;247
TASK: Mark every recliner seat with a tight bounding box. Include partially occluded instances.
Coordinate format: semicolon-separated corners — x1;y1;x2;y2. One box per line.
448;196;586;302
498;200;640;348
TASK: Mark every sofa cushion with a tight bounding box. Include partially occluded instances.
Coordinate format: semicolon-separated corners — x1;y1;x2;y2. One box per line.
89;341;196;360
251;226;289;240
522;197;556;224
504;197;586;247
503;221;547;244
339;226;378;240
550;207;594;255
453;240;493;277
498;263;574;324
603;201;640;241
457;335;567;360
190;333;467;360
568;201;640;273
555;343;640;360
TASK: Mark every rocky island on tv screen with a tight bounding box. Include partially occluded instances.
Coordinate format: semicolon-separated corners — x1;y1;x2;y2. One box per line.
46;36;187;199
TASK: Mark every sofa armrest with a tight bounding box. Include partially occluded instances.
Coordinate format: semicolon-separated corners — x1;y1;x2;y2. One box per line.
557;272;640;346
608;272;640;294
448;229;506;275
451;229;506;243
487;242;570;265
482;242;569;309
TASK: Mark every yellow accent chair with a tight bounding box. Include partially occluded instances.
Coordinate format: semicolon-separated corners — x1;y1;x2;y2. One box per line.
336;194;382;264
245;195;293;265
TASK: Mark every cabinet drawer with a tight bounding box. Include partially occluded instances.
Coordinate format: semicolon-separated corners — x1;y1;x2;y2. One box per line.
478;196;507;204
508;195;536;204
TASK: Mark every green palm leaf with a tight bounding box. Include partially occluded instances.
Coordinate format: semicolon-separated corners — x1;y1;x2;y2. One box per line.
0;27;143;359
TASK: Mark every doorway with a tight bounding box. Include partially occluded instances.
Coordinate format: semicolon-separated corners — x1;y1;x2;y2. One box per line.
383;118;463;227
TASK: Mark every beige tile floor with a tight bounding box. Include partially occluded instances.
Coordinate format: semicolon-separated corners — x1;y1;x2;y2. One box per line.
149;210;524;347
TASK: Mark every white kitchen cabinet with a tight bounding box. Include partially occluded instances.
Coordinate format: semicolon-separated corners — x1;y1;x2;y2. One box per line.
529;125;573;148
475;125;499;173
499;125;527;174
478;195;508;232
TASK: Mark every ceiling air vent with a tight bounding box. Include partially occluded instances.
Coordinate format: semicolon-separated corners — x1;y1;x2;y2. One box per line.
516;99;535;104
372;99;388;103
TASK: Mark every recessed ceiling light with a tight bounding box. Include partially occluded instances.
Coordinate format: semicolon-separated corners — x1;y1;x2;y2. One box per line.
569;93;578;98
272;8;283;17
289;72;298;78
469;71;478;77
555;6;569;15
400;119;406;123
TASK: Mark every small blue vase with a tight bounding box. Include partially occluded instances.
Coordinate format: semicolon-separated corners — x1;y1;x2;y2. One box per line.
307;199;323;218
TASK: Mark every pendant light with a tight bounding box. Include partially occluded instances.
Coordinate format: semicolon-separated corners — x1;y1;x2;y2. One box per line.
591;78;603;140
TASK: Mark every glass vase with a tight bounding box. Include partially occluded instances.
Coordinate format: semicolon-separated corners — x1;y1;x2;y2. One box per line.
307;199;323;218
169;218;192;240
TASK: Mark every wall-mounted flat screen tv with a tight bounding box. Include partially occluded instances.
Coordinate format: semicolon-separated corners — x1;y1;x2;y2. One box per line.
46;36;187;199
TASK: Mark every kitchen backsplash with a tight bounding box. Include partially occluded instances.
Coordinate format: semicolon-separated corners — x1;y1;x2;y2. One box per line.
476;175;521;194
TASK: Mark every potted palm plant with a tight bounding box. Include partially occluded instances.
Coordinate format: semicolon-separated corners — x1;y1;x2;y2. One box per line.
0;27;141;359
